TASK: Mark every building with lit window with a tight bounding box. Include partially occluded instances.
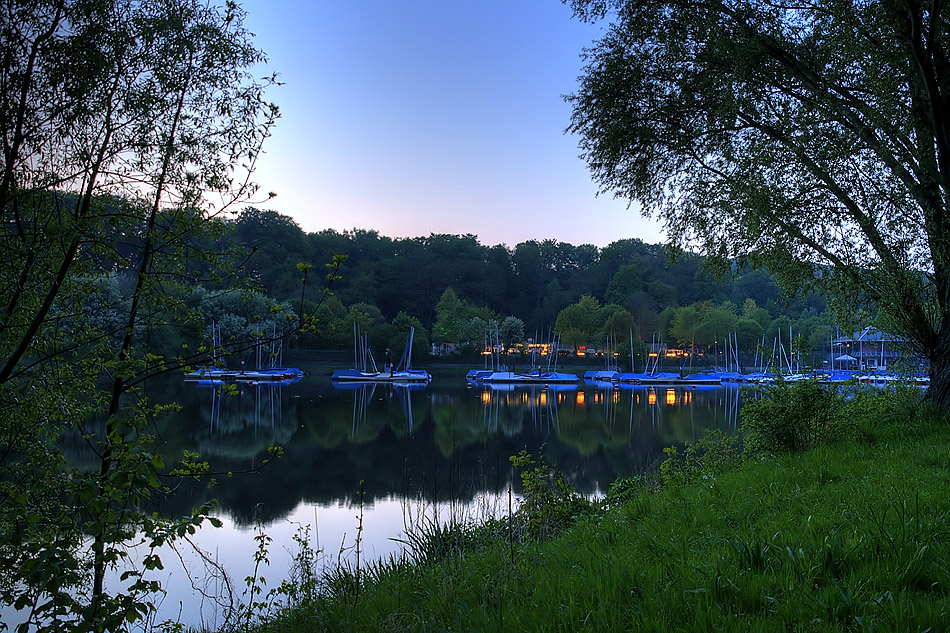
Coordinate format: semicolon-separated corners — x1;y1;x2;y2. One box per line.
830;326;919;371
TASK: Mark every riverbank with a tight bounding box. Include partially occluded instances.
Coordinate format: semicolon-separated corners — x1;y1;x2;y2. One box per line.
243;384;949;632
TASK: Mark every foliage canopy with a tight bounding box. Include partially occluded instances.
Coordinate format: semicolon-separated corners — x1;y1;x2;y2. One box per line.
567;0;950;406
0;0;282;628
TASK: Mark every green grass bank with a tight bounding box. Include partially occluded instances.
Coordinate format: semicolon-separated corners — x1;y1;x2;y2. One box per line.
246;383;950;632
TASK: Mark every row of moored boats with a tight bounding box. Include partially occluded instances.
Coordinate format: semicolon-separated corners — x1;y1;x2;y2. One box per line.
185;323;929;388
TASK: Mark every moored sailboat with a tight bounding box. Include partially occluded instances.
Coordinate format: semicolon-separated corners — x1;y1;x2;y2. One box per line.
332;325;431;383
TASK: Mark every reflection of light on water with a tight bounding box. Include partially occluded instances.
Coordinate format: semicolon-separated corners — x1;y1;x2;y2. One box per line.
648;390;657;405
480;390;490;405
666;389;676;406
539;391;547;406
576;391;585;406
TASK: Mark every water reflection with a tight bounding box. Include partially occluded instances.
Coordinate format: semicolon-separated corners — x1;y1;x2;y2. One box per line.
190;381;298;461
130;374;748;628
334;381;425;436
473;384;574;435
149;375;743;529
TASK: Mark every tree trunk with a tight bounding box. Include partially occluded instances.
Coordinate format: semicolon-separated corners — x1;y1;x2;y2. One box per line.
927;325;950;413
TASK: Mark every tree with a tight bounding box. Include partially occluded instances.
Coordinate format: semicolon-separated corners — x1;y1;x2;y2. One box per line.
498;315;526;352
668;305;701;349
389;311;429;361
555;294;603;352
433;287;466;343
512;241;544;321
604;264;644;306
698;302;739;350
457;315;489;349
347;302;386;333
601;307;636;341
568;1;950;408
742;298;772;331
668;301;741;350
735;318;765;356
299;295;347;348
230;208;309;299
0;0;282;627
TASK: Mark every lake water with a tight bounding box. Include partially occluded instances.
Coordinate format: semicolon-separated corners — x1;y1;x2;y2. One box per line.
122;370;744;629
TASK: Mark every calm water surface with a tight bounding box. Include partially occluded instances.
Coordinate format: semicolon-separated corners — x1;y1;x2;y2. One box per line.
134;370;743;628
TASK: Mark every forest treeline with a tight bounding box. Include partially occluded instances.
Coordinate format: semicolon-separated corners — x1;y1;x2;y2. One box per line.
219;208;840;362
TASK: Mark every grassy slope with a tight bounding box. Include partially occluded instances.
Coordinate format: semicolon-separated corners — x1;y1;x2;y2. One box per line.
258;406;950;633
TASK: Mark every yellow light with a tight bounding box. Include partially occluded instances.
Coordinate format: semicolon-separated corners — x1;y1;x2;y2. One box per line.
648;390;657;406
576;391;585;405
666;389;676;406
539;391;547;406
481;391;490;404
612;391;620;404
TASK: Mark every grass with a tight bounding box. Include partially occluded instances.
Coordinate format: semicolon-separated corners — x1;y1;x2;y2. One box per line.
246;386;950;633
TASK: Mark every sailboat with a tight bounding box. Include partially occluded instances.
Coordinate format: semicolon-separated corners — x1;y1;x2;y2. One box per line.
332;325;431;383
473;330;578;385
389;327;432;383
583;332;621;382
515;332;578;384
331;323;384;382
254;325;304;382
466;327;501;382
185;321;237;382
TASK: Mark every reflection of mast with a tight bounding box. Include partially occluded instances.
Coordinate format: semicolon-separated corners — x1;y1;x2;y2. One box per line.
207;384;222;432
245;381;283;435
628;387;636;434
478;385;570;436
199;379;291;438
394;384;414;435
646;387;663;426
527;387;560;434
727;384;741;428
603;385;621;427
351;382;377;437
343;382;418;436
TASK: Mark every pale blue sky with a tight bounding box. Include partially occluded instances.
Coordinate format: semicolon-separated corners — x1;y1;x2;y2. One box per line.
239;0;665;247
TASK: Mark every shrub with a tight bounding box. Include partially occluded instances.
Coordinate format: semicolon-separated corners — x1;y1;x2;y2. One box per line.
740;379;850;455
659;429;741;487
841;381;928;429
602;475;652;509
509;451;592;539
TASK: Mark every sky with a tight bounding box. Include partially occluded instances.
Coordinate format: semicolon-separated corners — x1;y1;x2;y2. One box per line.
237;0;666;248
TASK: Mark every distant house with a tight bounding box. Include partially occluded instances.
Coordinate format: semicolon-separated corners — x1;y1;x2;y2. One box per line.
431;342;461;355
831;326;913;370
